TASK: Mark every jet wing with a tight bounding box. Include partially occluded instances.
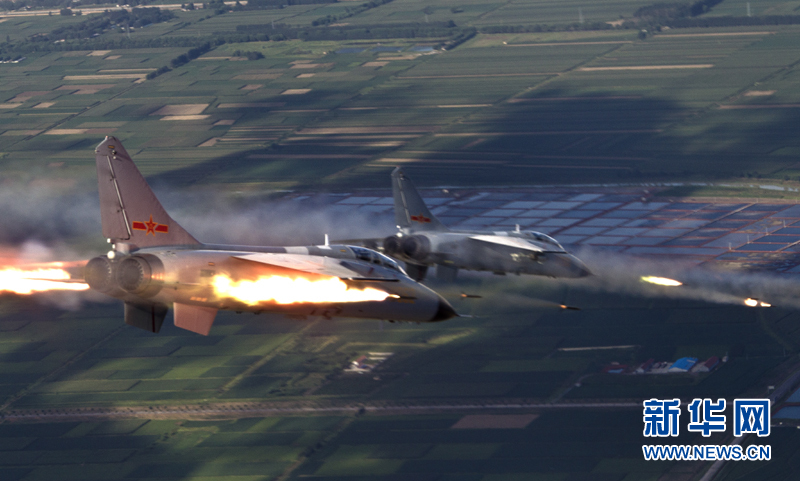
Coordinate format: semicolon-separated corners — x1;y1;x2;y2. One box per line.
232;253;397;281
334;238;384;251
469;235;561;253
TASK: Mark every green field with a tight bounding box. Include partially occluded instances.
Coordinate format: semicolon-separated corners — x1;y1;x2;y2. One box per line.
4;2;800;191
0;277;795;480
3;1;800;480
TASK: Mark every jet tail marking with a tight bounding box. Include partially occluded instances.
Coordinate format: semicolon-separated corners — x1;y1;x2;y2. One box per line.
392;167;448;232
95;136;200;248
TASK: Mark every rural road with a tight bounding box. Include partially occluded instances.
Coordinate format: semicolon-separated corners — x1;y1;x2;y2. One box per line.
0;400;641;423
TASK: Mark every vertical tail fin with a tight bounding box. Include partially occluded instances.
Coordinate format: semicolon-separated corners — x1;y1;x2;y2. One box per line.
95;136;199;248
392;167;448;232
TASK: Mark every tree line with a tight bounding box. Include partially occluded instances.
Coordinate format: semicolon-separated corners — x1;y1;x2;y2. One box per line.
310;0;392;26
22;8;175;45
634;0;726;20
235;20;468;42
0;0;152;10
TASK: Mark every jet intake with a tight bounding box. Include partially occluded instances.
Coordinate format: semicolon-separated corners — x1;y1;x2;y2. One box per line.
383;235;402;257
401;235;430;262
115;255;164;297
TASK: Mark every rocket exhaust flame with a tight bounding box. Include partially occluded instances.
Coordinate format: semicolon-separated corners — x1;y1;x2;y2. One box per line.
211;274;390;305
744;298;771;307
0;263;89;294
641;276;683;287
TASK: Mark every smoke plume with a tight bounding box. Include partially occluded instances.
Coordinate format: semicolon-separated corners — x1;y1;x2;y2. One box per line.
566;246;800;310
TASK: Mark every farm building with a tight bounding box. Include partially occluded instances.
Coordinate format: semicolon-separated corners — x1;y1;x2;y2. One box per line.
668;357;698;372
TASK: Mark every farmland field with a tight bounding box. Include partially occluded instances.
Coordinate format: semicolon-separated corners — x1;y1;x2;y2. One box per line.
3;0;800;480
0;275;796;480
6;24;800;190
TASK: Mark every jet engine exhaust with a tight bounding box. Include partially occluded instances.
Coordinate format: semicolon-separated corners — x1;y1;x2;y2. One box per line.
383;235;402;257
401;235;430;262
0;262;88;294
211;274;391;305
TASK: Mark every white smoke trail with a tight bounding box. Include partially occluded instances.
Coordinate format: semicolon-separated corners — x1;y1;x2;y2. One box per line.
568;246;800;309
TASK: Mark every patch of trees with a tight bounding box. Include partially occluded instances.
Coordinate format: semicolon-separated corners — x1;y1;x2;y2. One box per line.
480;22;615;34
169;41;211;67
147;41;213;79
666;14;800;27
28;8;175;43
245;0;334;8
633;0;800;27
235;21;466;42
201;0;228;14
634;3;690;19
232;49;264;59
634;0;725;21
688;0;725;16
0;0;67;9
145;65;171;79
442;27;475;50
146;42;262;82
0;12;474;58
0;0;152;10
0;30;254;58
311;0;392;27
79;0;152;4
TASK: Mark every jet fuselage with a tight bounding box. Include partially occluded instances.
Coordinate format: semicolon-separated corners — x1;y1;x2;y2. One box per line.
363;167;591;281
85;243;455;323
384;230;590;278
90;136;456;335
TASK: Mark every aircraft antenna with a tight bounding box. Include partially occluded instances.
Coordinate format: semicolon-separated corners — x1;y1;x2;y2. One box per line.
324;234;329;246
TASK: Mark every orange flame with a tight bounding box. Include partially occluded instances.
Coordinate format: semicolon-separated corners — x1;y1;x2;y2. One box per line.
211;274;390;305
744;298;770;307
0;264;89;294
641;276;682;287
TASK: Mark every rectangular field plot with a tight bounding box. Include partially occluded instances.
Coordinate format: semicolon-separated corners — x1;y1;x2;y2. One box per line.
345;0;505;26
177;7;322;34
471;0;656;26
706;0;800;16
0;418;321;481
350;77;549;107
290;410;686;479
402;44;616;77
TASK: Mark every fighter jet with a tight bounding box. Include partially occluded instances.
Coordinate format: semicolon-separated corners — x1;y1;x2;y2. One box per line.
356;168;591;281
83;137;456;335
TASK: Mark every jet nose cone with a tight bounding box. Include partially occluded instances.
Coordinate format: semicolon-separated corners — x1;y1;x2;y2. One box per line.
561;254;591;278
430;297;458;322
572;256;592;278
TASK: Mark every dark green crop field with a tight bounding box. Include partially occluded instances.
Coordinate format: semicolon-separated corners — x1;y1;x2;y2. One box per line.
0;276;796;480
4;5;800;192
3;0;800;479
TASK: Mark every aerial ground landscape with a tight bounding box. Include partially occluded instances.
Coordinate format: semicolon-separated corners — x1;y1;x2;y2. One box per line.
5;0;800;479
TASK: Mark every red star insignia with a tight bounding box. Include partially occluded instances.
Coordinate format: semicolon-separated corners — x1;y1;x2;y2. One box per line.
144;215;157;235
132;215;169;236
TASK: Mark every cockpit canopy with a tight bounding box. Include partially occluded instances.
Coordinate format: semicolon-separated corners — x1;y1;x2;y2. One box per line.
523;231;563;250
349;246;406;274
